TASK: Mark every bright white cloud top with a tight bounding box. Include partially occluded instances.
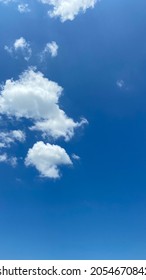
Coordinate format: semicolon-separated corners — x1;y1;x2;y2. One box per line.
0;68;87;141
40;0;97;22
0;0;97;21
25;141;72;178
5;37;32;61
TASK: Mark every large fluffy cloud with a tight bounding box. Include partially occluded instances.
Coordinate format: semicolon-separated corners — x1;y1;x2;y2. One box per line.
25;141;72;178
40;0;97;22
0;68;87;141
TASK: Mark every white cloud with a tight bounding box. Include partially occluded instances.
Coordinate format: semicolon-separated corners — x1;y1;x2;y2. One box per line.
0;153;7;162
43;41;58;57
25;141;72;178
31;117;87;141
116;80;124;89
39;0;97;22
14;37;32;61
5;37;32;61
18;3;30;13
14;37;26;49
4;45;12;54
0;153;17;167
11;130;26;142
0;68;87;141
0;143;5;148
72;153;80;160
9;156;17;167
0;130;25;148
0;130;23;167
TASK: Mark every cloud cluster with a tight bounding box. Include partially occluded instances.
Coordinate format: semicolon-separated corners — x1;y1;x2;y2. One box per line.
40;0;97;22
5;38;59;62
0;130;25;167
0;0;91;178
0;0;97;21
5;37;32;61
25;141;72;178
0;69;87;178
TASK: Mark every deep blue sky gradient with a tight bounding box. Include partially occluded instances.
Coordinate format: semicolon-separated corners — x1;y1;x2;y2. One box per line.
0;0;146;259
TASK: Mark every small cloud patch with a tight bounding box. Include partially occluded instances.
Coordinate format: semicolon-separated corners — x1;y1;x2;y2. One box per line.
5;37;32;61
18;3;30;13
25;141;72;179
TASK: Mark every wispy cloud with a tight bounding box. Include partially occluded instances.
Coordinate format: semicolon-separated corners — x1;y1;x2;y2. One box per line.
116;79;125;89
0;0;15;4
0;130;25;148
17;3;30;13
0;153;17;167
40;41;59;61
4;37;32;61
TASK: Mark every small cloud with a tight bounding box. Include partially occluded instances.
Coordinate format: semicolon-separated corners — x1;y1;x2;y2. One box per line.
0;130;25;148
44;41;58;57
116;79;125;89
25;141;72;179
0;143;6;148
40;41;59;61
4;45;12;54
13;37;32;61
17;3;30;13
0;153;7;162
4;37;32;61
0;153;17;167
72;153;80;160
9;156;17;167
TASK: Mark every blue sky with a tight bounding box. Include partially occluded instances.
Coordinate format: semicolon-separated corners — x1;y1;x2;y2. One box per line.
0;0;146;259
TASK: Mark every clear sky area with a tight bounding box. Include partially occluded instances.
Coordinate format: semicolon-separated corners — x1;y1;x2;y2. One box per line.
0;0;146;259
